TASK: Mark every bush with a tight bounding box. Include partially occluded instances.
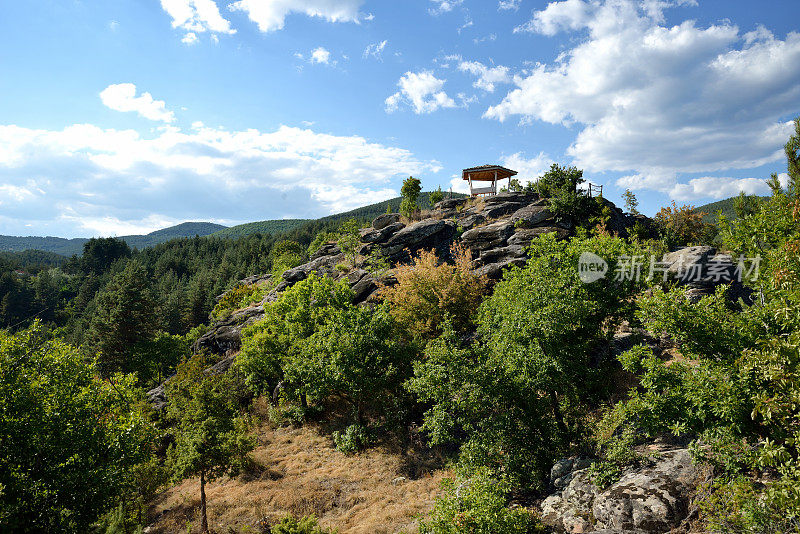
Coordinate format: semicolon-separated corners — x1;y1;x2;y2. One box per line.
655;201;713;247
418;469;542;534
429;186;444;205
400;176;422;218
271;515;336;534
380;245;486;341
332;424;371;454
210;283;265;321
268;402;307;427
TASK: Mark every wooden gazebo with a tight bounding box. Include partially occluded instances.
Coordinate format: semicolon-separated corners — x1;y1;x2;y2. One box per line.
462;165;517;197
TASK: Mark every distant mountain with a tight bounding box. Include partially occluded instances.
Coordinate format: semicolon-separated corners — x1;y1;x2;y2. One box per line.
212;219;311;239
0;221;227;256
0;192;469;255
693;196;769;223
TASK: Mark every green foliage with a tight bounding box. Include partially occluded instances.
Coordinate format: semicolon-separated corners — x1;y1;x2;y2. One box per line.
733;191;761;219
166;354;255;532
655;201;714;247
588;427;645;488
332;424;371;454
337;219;361;268
211;283;266;321
408;234;651;489
429;186;445;205
365;248;390;279
400;176;422;218
268;402;307;427
237;273;353;398
271;240;306;278
211;219;311;239
307;231;339;257
271;515;337;534
87;260;158;379
534;164;595;226
622;188;639;215
418;469;542;534
81;237;132;274
0;322;154;533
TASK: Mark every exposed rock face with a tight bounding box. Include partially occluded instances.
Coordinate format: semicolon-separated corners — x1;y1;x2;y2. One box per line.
660;246;743;302
372;213;401;230
193;305;265;355
540;449;703;533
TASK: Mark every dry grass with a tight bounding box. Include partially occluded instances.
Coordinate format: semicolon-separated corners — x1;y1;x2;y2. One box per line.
146;415;449;534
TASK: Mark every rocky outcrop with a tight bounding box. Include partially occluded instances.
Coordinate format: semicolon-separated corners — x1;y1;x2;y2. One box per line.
541;449;704;533
659;246;746;302
192;193;649;361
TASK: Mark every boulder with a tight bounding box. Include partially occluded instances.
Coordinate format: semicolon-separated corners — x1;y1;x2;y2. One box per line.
510;204;554;227
434;198;468;210
461;220;515;252
540;449;702;534
473;257;527;279
483;201;524;219
193;305;264;356
310;242;340;260
507;226;569;247
382;219;457;260
372;213;401;230
592;449;699;532
478;244;526;266
457;213;486;231
483;191;536;204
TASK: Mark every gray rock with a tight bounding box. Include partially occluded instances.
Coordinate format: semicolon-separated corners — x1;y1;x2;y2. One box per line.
461;220;515;252
457;213;486;230
507;226;569;246
372;213;401;230
592;449;699;532
383;219;457;260
483;201;524;219
484;192;536;204
473;257;527;279
192;305;265;356
478;245;526;266
351;274;379;304
310;242;340;260
434;198;468;210
510;204;554;227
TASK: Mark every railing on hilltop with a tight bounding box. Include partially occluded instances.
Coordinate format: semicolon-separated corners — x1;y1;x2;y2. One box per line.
585;183;603;198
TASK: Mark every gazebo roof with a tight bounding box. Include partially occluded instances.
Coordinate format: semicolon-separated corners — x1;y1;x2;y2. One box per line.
462;164;518;182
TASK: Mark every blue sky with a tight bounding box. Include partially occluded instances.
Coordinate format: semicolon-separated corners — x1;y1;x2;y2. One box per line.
1;0;799;237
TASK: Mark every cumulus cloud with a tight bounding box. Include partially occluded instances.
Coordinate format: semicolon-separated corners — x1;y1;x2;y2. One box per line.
458;60;511;92
310;46;331;64
429;0;464;15
385;71;457;114
229;0;363;32
487;0;800;199
363;40;388;60
160;0;235;42
0;122;437;237
100;84;175;123
501;152;555;182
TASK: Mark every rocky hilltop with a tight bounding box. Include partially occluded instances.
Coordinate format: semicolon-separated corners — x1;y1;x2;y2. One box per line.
191;191;632;358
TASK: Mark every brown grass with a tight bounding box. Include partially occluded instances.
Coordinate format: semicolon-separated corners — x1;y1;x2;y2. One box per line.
146;417;449;534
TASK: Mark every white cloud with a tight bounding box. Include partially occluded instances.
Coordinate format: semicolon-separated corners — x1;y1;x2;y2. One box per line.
498;0;521;11
501;152;555;182
385;71;457;114
0;122;437;237
229;0;364;32
429;0;463;15
669;176;769;201
487;0;800;199
310;46;331;64
181;31;199;44
100;84;175;123
363;40;388;60
160;0;235;42
458;61;511;92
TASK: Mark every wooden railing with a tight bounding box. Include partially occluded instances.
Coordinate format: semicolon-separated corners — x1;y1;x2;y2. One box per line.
585;183;603;198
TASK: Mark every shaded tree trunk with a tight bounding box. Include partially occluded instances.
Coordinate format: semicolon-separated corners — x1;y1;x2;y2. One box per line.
200;470;208;533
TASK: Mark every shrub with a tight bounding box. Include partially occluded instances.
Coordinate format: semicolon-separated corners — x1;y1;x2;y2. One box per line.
380;245;486;340
337;219;361;268
418;469;542;534
429;186;444;205
332;424;371;454
268;402;307;427
654;201;713;247
271;515;336;534
210;283;265;321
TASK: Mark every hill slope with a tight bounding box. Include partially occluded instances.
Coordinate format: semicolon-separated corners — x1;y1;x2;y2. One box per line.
694;195;769;223
212;219;311;239
0;221;227;256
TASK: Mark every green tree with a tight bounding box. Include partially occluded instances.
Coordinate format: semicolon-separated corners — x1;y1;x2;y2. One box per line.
733;191;761;219
87;261;157;378
408;234;649;489
786;117;800;198
167;355;255;533
81;237;131;274
429;185;444;205
622;189;639;214
337;219;361;268
400;176;422;218
0;322;154;532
